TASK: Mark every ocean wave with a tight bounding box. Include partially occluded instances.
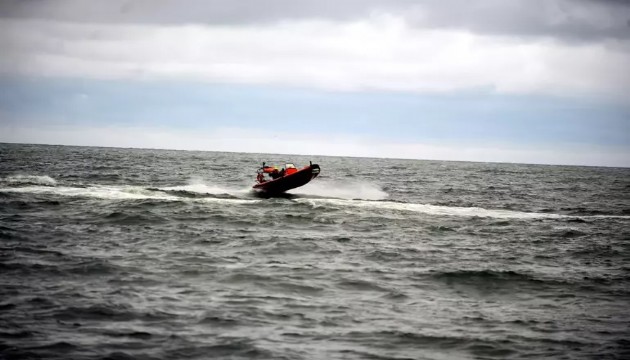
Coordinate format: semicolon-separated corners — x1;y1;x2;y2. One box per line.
2;199;62;211
197;315;240;326
53;304;175;322
101;211;168;225
556;229;587;238
429;269;543;284
293;198;630;220
560;207;620;216
101;330;154;340
1;245;64;257
0;330;36;339
148;187;241;200
1;175;57;187
0;258;118;277
0;227;27;241
32;341;78;351
343;329;469;347
336;278;391;292
165;341;275;359
99;351;159;360
423;269;623;292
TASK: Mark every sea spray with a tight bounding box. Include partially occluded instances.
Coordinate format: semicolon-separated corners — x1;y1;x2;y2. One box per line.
2;175;57;187
289;179;389;200
159;177;252;197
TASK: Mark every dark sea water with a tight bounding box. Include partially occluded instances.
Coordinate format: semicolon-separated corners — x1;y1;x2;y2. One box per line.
1;143;629;360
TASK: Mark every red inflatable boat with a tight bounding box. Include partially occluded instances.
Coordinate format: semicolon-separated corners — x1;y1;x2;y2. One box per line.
253;162;320;194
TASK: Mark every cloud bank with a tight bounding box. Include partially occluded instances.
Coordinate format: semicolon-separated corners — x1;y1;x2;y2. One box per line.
2;0;629;42
1;15;629;99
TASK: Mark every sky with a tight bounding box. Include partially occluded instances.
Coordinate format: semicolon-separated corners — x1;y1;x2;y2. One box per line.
0;0;629;166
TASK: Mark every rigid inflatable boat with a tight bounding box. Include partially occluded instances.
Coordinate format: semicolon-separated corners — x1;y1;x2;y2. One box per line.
253;162;320;194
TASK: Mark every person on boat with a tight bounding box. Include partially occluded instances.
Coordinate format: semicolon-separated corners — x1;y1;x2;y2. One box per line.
270;167;281;179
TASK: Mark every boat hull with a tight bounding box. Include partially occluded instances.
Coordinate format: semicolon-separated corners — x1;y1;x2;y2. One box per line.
253;164;320;194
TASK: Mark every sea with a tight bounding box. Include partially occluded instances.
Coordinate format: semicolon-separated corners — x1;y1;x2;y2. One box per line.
1;143;629;360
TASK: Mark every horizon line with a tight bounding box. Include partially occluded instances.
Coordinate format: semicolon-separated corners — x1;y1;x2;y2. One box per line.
2;141;627;169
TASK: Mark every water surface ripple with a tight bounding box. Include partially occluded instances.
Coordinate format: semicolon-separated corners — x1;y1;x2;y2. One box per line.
1;144;629;359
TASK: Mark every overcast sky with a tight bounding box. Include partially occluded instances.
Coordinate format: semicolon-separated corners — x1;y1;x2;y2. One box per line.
1;0;629;166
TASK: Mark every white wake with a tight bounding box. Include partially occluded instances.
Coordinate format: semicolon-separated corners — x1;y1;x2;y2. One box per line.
2;175;627;220
293;198;629;220
1;175;57;187
0;183;258;205
289;180;388;200
159;177;252;197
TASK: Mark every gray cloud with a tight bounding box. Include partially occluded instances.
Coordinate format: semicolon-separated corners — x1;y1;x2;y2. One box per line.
408;0;630;42
1;0;629;42
0;0;376;24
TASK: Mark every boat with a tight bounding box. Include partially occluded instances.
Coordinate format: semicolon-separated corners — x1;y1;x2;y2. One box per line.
253;161;320;194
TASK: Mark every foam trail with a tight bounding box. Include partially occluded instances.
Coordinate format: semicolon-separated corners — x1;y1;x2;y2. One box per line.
161;184;236;195
0;185;259;204
0;185;178;201
294;198;630;220
160;178;251;197
1;175;57;187
290;180;388;200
